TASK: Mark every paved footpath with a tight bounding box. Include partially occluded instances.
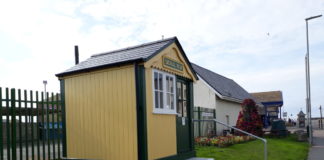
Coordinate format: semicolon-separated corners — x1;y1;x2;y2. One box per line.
187;158;214;160
308;129;324;160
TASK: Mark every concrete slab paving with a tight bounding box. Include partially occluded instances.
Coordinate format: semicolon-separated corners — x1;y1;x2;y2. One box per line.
308;129;324;160
187;158;214;160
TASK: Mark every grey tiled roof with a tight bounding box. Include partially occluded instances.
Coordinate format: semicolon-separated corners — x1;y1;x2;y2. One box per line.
57;37;176;76
192;63;253;101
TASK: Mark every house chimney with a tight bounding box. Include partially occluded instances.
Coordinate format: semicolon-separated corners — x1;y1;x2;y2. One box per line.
74;45;79;65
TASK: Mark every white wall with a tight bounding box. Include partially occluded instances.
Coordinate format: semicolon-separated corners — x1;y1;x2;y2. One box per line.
215;98;241;135
193;80;242;135
193;80;216;109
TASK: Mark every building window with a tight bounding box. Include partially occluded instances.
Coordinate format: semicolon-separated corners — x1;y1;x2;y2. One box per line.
153;69;176;114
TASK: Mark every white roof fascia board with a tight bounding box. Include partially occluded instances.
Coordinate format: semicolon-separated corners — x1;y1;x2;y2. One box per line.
222;96;243;103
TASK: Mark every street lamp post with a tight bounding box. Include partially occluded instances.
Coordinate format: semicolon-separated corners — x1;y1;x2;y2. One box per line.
43;80;47;98
320;105;323;129
305;14;322;145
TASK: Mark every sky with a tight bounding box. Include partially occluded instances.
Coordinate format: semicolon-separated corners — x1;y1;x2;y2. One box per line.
0;0;323;119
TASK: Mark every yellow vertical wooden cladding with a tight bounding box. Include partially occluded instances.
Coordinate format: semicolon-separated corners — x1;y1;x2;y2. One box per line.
64;65;138;160
145;68;178;160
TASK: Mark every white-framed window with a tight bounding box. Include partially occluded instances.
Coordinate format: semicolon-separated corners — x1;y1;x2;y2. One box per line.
153;69;177;114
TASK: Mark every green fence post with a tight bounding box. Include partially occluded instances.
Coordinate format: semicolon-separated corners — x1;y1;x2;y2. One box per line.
198;107;201;137
56;93;61;159
46;92;50;160
41;93;45;160
18;90;22;160
36;92;40;160
24;90;29;160
0;88;3;160
6;88;11;160
11;89;17;160
213;109;217;135
30;91;35;160
60;80;67;157
51;93;56;160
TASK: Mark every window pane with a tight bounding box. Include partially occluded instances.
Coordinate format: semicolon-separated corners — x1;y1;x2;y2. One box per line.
159;73;163;90
167;93;170;109
171;93;174;110
159;91;163;109
183;101;187;117
155;91;159;108
177;101;183;116
154;72;158;90
166;76;170;92
170;77;174;93
183;84;187;100
169;77;172;92
177;82;181;99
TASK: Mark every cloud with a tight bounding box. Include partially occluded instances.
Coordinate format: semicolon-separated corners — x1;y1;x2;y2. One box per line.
0;0;323;117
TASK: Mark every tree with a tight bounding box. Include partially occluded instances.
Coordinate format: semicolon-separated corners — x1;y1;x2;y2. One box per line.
236;99;263;137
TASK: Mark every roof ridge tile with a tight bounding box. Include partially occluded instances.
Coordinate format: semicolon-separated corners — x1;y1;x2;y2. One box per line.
92;37;176;58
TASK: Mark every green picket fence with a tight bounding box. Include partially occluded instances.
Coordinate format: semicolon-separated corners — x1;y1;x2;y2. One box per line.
0;87;64;160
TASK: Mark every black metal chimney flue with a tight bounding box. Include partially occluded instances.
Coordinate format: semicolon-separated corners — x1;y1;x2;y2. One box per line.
74;45;79;65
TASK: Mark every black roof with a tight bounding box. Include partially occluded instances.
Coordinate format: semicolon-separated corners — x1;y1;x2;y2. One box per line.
56;37;197;79
191;63;252;101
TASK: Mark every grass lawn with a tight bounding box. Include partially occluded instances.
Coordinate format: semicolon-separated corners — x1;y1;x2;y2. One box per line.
196;134;309;160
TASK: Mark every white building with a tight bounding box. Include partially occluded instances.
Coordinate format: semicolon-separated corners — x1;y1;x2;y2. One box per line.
192;63;253;136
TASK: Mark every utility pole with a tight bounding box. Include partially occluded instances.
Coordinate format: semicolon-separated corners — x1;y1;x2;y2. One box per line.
320;105;323;129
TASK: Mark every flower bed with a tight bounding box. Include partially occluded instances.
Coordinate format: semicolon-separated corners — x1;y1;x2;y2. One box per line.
195;135;255;147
